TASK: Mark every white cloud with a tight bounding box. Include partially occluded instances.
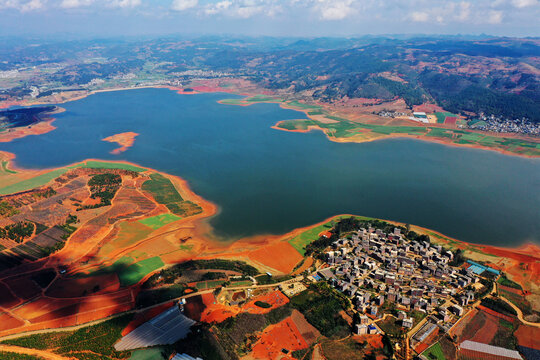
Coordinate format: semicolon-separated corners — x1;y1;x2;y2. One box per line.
410;1;472;24
487;9;503;23
410;11;429;22
20;0;42;11
0;0;44;11
204;0;231;14
171;0;197;11
315;0;355;20
455;1;471;21
511;0;538;7
202;0;279;18
109;0;140;8
60;0;93;8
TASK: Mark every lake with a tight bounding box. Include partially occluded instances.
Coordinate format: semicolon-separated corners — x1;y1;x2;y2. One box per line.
1;88;538;245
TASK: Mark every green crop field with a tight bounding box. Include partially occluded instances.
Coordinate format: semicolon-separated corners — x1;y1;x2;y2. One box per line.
0;160;147;195
138;213;182;229
0;168;70;195
85;256;164;286
76;160;146;172
426;128;455;138
196;280;226;290
118;257;165;286
424;342;446;360
497;276;522;290
130;347;167;360
434;112;458;124
287;100;322;110
289;223;332;255
219;98;245;105
228;280;252;287
245;95;280;102
1;160;16;175
288;215;353;255
142;173;202;217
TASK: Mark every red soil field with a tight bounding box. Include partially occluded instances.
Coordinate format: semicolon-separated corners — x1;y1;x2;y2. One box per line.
45;273;120;298
292;257;313;276
13;298;78;320
122;302;175;336
414;327;439;354
250;316;308;360
477;305;515;322
290;309;321;344
470;311;499;344
244;290;289;314
0;282;21;308
76;303;133;324
498;284;523;295
445;116;458;125
192;85;225;93
515;324;540;350
355;334;384;349
413;104;445;113
199;293;240;323
450;309;477;338
78;291;133;313
0;312;25;331
247;241;303;274
29;304;80;323
4;276;42;300
184;295;206;321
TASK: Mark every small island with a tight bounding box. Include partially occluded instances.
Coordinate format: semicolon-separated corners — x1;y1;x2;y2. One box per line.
102;132;139;154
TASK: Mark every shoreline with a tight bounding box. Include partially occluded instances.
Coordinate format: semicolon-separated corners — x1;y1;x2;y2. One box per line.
2;153;537;255
0;157;538;338
0;106;65;143
1;84;538;158
271;120;540;160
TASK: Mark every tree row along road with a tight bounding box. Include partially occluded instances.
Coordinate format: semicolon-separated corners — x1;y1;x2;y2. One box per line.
0;276;304;342
0;344;75;360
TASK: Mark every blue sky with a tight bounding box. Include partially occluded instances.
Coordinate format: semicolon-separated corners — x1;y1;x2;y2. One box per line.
0;0;539;37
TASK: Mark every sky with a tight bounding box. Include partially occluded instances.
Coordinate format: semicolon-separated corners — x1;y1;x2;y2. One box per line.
0;0;539;38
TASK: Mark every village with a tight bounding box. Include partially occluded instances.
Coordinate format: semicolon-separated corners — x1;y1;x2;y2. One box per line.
308;225;524;359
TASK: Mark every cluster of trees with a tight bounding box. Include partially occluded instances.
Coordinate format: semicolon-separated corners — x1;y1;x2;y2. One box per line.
79;173;122;210
143;259;259;288
0;200;18;217
420;72;540;122
290;282;350;338
0;221;34;243
480;297;517;316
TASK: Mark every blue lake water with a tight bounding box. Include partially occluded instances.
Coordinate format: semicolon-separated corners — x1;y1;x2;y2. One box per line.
1;88;539;245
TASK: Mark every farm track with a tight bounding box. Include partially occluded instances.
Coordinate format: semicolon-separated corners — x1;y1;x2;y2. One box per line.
499;296;540;328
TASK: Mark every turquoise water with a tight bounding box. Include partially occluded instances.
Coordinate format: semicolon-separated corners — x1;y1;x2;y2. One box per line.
1;88;538;245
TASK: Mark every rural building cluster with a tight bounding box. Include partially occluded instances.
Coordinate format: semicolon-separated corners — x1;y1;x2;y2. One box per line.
315;226;496;353
469;114;540;136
